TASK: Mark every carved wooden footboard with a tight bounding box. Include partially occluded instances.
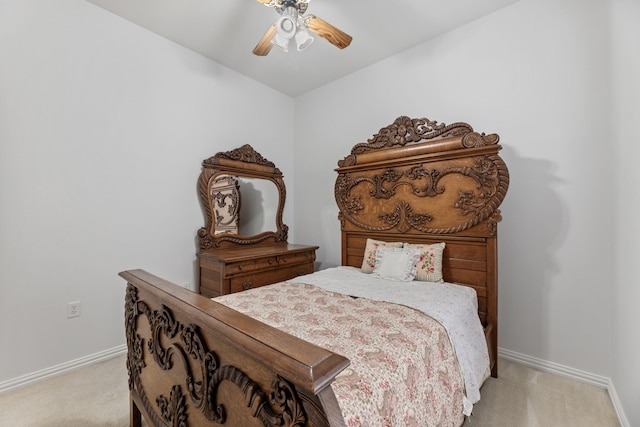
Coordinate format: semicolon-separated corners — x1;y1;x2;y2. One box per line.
121;269;349;427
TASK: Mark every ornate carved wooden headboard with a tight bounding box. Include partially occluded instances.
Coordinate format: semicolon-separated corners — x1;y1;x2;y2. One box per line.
334;116;509;376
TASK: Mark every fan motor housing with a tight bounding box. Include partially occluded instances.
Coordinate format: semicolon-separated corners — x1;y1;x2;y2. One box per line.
276;0;308;16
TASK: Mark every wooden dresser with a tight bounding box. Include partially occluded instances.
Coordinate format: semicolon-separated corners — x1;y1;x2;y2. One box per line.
196;145;317;298
198;243;318;298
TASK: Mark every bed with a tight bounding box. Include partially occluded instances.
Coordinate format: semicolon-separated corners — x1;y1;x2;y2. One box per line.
120;115;509;426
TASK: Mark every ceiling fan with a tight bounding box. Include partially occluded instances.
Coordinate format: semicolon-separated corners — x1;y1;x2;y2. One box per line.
253;0;352;56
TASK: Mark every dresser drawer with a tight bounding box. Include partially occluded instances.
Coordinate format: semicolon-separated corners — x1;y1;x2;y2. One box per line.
229;273;272;293
279;262;315;280
226;256;278;275
228;263;314;293
277;251;314;266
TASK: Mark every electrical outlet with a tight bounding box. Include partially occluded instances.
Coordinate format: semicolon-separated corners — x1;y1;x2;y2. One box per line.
181;282;190;290
67;301;81;318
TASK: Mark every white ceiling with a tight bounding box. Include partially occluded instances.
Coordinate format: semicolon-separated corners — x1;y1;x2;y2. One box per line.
86;0;520;97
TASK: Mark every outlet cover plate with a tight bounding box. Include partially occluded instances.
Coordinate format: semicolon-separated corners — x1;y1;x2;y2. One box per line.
67;301;81;318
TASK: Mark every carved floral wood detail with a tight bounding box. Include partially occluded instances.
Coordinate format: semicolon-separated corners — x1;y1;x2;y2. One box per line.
125;284;307;427
205;144;280;173
338;116;500;168
353;116;471;152
335;116;509;236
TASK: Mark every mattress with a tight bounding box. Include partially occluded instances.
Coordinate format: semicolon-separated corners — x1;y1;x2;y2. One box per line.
214;266;489;425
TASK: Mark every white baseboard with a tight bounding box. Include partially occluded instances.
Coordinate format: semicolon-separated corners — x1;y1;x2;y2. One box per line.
0;344;127;394
605;379;631;427
498;347;629;427
0;344;631;427
498;347;609;387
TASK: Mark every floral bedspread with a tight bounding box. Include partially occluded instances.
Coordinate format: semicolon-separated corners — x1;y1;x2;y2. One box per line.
215;281;466;426
295;266;490;414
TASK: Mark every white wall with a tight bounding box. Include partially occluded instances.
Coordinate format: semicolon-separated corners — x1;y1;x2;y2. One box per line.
0;0;294;382
611;0;640;425
2;0;636;425
296;0;640;424
295;0;613;380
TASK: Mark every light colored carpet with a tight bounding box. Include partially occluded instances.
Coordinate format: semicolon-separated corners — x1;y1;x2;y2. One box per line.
466;359;620;427
0;356;620;426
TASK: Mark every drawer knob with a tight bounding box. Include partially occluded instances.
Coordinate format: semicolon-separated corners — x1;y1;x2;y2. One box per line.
268;259;274;265
242;282;253;290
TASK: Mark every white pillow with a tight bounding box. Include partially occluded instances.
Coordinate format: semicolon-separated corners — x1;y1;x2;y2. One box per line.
360;238;404;273
371;247;420;282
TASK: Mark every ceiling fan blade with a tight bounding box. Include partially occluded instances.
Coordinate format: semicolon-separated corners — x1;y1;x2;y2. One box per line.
304;15;352;50
253;24;277;56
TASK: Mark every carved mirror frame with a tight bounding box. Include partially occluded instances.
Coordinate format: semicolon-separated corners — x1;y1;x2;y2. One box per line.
197;144;288;249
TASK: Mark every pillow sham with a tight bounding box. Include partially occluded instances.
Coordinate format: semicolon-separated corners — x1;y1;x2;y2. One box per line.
371;247;421;281
403;242;446;283
360;238;403;273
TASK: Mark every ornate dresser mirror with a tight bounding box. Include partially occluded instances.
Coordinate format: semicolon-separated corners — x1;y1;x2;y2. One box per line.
196;145;317;298
197;144;288;249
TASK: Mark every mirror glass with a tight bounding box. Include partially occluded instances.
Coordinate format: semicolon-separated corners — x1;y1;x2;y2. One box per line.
212;176;278;236
236;177;278;236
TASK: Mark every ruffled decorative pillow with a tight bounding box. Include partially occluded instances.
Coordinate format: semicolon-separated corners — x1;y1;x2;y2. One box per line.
361;238;403;273
403;242;446;283
371;247;421;282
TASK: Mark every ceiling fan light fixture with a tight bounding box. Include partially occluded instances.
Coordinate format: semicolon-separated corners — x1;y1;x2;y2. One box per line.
272;33;290;52
294;27;314;51
275;15;296;39
253;0;352;56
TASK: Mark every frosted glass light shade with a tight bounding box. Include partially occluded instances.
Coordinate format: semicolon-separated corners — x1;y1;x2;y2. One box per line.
295;28;314;51
275;16;296;39
272;33;290;52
